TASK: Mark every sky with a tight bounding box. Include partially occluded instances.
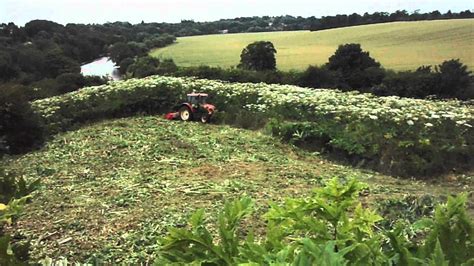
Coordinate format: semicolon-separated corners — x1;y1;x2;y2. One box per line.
1;0;472;25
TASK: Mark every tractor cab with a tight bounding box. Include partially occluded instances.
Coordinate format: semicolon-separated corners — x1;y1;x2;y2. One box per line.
187;93;208;107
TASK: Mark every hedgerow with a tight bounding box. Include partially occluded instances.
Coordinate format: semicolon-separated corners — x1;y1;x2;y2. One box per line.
31;76;473;176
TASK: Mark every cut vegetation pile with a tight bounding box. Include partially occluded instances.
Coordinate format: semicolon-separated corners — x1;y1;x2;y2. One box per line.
3;117;472;263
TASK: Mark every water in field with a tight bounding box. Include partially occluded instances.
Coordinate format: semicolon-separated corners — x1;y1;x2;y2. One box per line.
81;57;121;80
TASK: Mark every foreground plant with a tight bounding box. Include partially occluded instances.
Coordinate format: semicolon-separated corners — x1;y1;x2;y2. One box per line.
0;168;40;265
155;177;473;265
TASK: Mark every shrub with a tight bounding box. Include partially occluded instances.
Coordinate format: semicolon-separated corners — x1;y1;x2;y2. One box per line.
0;84;45;155
126;56;178;78
55;72;86;94
298;65;341;89
375;68;439;98
377;60;473;100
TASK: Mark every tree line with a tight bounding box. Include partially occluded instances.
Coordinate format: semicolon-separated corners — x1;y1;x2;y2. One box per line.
124;41;473;100
158;9;474;36
1;9;472;99
0;20;176;100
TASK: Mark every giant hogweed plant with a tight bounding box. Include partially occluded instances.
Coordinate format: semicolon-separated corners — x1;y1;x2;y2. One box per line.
155;178;473;265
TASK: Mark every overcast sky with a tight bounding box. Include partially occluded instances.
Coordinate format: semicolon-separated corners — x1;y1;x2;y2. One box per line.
1;0;472;25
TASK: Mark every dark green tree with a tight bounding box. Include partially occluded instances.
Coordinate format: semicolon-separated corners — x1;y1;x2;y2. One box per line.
327;43;384;89
0;52;18;82
118;57;135;73
127;56;161;78
0;84;45;155
435;59;472;98
108;42;134;64
238;41;277;71
43;50;80;78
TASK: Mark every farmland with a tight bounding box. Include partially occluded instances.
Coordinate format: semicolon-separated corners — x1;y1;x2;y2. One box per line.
2;75;473;263
151;19;474;71
3;116;472;263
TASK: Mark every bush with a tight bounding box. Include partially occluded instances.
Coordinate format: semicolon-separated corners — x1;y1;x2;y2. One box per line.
173;65;300;85
375;68;438;98
83;75;109;87
127;56;161;78
0;84;45;155
377;60;473;99
55;72;86;94
298;65;341;89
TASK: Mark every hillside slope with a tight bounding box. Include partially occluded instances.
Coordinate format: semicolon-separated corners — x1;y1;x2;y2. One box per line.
3;116;472;263
151;19;474;71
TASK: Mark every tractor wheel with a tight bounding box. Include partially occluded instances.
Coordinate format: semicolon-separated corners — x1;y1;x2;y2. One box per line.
179;106;193;121
200;114;211;123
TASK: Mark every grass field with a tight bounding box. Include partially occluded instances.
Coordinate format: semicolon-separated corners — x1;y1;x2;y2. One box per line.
151;19;474;71
3;116;472;263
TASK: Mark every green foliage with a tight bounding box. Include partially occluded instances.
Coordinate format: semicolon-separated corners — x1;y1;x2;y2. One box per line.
108;42;136;65
265;116;472;176
436;59;472;98
327;43;384;89
31;76;186;133
0;168;39;265
418;194;474;265
298;65;342;89
376;195;437;227
376;59;473;99
0;168;41;204
43;50;81;78
0;84;46;155
156;178;474;265
238;41;277;71
126;56;178;78
156;197;254;264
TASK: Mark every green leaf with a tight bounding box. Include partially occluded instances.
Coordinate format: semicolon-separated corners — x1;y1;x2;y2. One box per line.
428;239;449;266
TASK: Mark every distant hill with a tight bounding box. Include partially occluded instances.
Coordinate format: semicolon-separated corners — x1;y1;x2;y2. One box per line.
151;19;474;71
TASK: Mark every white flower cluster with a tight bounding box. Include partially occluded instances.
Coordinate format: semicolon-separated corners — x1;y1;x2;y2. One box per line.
185;77;473;129
32;75;473;132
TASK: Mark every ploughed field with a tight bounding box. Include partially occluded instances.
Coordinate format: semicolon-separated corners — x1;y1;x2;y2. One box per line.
3;117;473;263
151;19;474;71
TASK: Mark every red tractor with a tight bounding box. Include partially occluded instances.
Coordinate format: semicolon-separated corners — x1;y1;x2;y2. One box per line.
164;93;216;123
